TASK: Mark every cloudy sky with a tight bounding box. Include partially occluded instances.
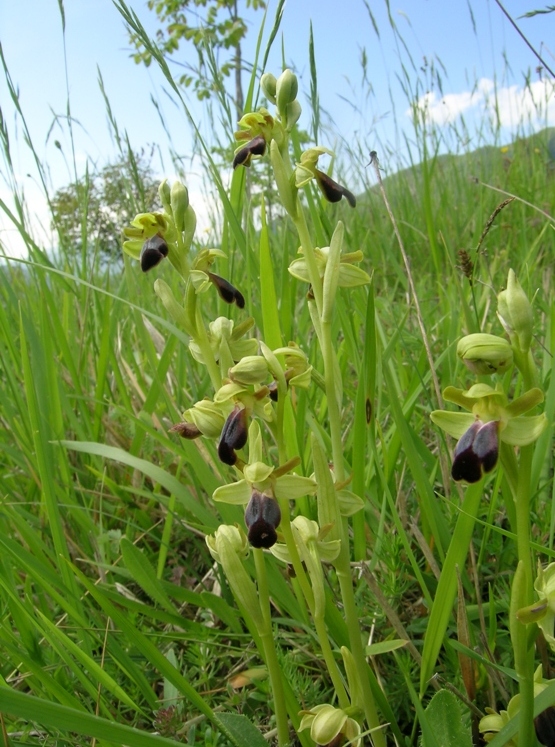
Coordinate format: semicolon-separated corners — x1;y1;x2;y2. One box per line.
0;0;553;255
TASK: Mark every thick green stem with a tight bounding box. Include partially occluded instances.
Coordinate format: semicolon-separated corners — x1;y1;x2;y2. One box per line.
253;548;290;747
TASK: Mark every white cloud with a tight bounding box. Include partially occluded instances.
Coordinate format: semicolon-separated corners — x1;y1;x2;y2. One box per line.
407;77;555;131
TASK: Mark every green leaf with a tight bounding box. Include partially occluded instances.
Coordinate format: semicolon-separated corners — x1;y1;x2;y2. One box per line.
0;687;189;746
420;481;484;694
120;537;177;614
59;440;216;528
217;712;269;747
421;690;472;747
365;639;409;656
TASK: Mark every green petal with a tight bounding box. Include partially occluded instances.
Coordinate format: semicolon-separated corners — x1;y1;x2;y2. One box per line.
505;387;544;416
443;383;501;410
214;382;246;403
122;240;143;259
274;474;318;500
501;413;548;446
244;461;273;484
337;489;364;516
288;259;310;283
337;264;371;287
318;539;341;562
270;542;292;564
212;480;251;505
430;411;475;438
190;270;211;294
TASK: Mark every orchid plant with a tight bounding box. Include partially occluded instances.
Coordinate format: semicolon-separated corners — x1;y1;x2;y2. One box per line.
123;68;385;747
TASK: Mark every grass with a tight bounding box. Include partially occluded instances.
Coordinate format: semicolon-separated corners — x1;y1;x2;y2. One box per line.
0;2;554;746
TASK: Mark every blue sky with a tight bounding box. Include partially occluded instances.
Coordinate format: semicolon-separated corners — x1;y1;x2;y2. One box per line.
0;0;554;255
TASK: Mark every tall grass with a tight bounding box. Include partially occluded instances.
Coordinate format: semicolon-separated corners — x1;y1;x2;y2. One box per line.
0;2;554;746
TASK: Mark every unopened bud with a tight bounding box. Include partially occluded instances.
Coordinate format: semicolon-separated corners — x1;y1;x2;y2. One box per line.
260;72;277;104
276;69;298;114
184;399;226;439
457;333;513;375
497;269;534;352
158;179;171;213
170;180;189;232
229;356;269;386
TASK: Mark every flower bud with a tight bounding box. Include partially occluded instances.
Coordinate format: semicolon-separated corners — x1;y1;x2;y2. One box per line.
260;72;277;104
457;333;513;375
170;180;189;233
299;704;361;747
184;399;226;439
283;99;302;130
158;179;171;213
229;356;269;386
168;421;202;439
205;524;249;564
497;269;534;352
276;68;298;113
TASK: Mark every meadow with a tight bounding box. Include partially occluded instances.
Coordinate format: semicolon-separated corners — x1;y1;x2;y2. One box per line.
0;2;554;746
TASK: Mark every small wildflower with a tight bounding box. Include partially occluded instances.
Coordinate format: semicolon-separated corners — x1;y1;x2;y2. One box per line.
207;272;245;308
518;563;555;652
479;665;555;745
289;244;369;289
299;704;361;747
122;212;174;260
295;147;356;208
212;423;317;508
451;419;499;483
232;108;284;169
188;317;258;368
431;383;547;483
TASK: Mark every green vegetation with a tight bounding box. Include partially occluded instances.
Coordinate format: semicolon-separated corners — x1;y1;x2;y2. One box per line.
0;2;554;747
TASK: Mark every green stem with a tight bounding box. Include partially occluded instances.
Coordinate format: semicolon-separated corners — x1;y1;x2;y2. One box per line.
513;443;537;747
277;502;315;613
292;208;323;315
274;134;383;740
335;519;386;747
313;612;350;709
253;548;290;747
192;301;221;391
